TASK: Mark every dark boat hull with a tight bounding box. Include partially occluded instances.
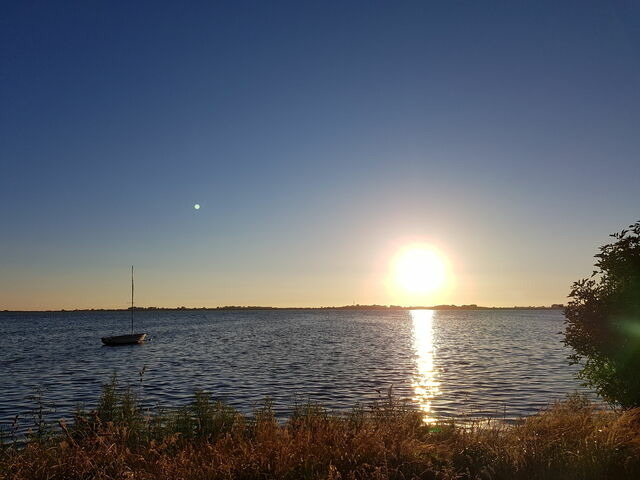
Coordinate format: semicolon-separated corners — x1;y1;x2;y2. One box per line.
101;333;147;346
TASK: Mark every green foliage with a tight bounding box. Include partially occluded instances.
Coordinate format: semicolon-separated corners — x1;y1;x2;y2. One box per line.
161;390;240;442
564;221;640;408
95;374;119;423
25;386;54;444
68;377;244;445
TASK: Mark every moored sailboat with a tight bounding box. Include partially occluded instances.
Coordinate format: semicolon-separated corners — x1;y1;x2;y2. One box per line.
101;266;147;346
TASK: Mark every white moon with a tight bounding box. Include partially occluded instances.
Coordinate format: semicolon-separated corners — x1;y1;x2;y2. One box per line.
193;204;200;210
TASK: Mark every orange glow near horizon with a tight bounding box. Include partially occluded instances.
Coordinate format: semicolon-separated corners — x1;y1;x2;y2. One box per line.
388;244;452;305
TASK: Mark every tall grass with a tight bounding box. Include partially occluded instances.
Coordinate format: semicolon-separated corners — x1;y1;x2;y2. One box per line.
1;379;639;479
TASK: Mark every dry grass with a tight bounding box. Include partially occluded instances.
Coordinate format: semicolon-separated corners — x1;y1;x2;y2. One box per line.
1;381;639;480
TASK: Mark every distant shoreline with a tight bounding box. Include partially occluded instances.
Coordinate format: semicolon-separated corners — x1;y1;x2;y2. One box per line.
2;304;564;313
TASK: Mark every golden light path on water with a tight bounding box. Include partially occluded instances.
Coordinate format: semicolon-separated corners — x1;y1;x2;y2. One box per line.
411;309;441;423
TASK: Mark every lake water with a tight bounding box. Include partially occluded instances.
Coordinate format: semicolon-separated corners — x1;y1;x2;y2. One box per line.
0;309;587;432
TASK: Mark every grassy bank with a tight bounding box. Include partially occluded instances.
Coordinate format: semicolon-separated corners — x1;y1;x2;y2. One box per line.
1;380;639;480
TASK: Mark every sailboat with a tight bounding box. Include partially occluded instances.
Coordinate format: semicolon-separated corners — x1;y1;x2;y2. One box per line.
101;266;147;346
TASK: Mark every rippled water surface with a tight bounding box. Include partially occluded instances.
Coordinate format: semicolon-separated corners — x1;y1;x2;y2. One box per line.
0;309;586;430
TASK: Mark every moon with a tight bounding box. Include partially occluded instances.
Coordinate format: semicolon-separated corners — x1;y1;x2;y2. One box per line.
193;204;200;210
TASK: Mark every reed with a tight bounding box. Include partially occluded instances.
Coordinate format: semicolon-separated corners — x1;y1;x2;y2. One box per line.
1;381;639;480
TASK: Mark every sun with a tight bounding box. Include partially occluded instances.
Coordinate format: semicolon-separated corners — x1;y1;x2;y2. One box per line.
392;245;447;295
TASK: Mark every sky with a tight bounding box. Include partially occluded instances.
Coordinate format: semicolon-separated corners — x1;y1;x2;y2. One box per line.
1;0;639;310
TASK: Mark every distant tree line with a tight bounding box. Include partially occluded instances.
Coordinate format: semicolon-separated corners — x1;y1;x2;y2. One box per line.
3;304;565;313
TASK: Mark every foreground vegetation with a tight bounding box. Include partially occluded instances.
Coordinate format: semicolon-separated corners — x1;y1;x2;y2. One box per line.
1;380;639;480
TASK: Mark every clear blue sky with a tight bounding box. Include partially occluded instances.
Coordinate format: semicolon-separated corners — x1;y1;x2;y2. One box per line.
1;1;639;309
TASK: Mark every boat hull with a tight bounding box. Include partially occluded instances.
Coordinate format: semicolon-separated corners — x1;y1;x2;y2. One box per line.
101;333;147;346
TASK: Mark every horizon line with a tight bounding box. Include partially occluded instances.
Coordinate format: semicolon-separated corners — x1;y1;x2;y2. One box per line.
1;303;565;313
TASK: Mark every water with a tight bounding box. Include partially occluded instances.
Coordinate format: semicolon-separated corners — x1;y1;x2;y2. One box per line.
0;309;587;432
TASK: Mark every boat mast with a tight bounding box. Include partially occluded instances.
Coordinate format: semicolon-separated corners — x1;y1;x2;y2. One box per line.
131;265;134;334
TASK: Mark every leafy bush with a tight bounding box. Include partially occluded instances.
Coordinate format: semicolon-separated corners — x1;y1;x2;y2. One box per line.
564;221;640;408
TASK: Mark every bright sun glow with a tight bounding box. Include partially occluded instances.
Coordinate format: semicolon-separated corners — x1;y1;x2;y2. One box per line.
393;246;447;295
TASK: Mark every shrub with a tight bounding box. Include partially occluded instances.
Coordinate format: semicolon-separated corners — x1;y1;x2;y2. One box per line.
564;221;640;408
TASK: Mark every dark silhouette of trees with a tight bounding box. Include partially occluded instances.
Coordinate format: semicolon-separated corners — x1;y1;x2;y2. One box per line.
564;221;640;408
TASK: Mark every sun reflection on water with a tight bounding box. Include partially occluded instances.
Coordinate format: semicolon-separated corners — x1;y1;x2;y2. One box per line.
411;309;440;423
